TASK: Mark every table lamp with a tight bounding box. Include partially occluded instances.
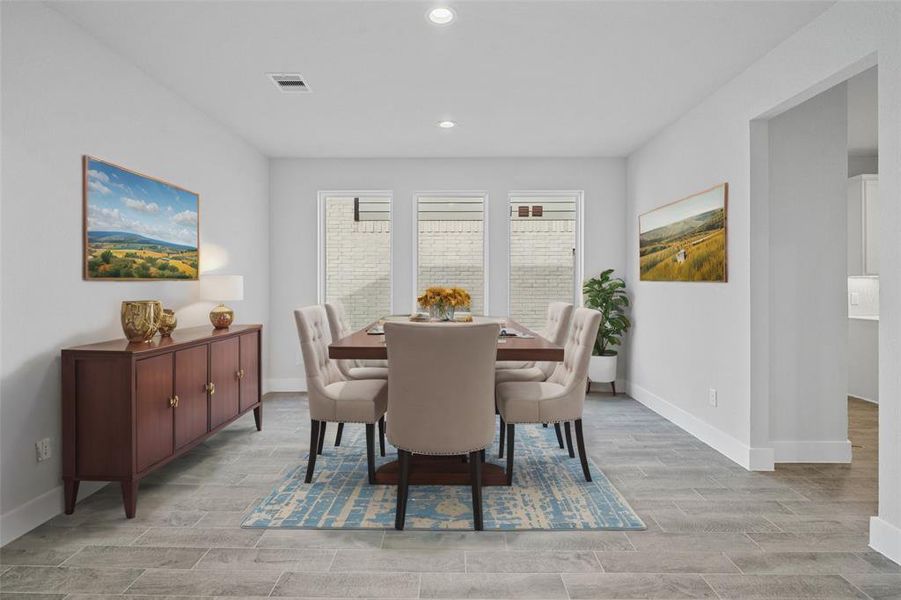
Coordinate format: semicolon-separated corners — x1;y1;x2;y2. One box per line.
202;274;243;329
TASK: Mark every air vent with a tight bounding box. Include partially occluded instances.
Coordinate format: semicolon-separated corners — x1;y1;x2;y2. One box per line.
268;73;311;93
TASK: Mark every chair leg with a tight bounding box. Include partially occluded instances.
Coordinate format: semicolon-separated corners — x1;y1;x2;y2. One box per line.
586;377;591;394
564;421;575;458
499;415;506;458
543;423;548;428
611;381;617;396
365;423;377;485
317;422;327;455
574;419;592;482
505;423;515;486
480;449;486;463
378;416;386;457
305;420;320;483
554;423;565;449
395;449;411;530
334;422;344;447
469;450;483;530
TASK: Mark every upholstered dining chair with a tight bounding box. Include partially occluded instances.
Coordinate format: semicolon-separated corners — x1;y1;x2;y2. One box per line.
324;302;389;449
294;305;387;484
495;307;602;483
385;321;500;531
495;302;574;452
496;301;573;370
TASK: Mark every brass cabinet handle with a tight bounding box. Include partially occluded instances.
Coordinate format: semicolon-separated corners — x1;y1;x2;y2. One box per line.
173;395;179;407
205;382;216;396
236;369;245;380
168;395;179;408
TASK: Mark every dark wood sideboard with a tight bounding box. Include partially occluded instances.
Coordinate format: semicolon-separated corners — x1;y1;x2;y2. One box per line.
62;324;262;518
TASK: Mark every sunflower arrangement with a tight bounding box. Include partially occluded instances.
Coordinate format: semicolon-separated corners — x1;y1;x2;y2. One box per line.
417;286;471;320
417;286;471;309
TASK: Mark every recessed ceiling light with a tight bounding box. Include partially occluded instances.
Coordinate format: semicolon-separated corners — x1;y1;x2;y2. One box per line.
437;120;456;129
427;7;455;25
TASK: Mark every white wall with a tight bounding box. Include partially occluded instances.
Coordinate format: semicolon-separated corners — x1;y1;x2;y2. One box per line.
0;2;270;544
849;319;879;404
269;158;625;389
766;84;850;460
624;1;901;563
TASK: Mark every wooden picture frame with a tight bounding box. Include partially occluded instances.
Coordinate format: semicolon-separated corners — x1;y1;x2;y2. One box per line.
638;182;728;282
83;156;200;280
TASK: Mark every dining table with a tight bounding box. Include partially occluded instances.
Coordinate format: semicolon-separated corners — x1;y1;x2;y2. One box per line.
328;315;564;486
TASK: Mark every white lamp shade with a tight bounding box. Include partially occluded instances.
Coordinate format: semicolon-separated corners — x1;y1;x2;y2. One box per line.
202;275;243;302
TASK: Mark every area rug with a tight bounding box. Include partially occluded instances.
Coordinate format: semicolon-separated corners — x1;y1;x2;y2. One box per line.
242;424;646;531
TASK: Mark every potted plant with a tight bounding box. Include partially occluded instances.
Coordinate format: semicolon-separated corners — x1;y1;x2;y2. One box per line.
583;269;631;394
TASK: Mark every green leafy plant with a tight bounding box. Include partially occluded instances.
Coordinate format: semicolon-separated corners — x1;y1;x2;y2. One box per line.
583;269;631;356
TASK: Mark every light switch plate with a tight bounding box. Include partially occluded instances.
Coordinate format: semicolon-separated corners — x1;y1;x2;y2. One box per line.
708;388;718;407
850;292;860;306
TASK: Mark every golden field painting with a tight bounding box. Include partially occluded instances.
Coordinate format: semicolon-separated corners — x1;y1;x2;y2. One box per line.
639;183;727;282
84;157;199;280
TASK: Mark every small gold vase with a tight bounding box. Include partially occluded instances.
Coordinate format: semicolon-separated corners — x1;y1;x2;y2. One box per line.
158;309;178;337
121;300;162;343
209;304;234;329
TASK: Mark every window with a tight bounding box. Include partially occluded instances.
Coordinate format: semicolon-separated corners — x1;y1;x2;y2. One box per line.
319;192;391;329
415;194;486;313
509;192;580;330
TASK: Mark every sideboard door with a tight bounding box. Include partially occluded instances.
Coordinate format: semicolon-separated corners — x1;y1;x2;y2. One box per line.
136;353;175;472
174;344;210;450
239;332;260;413
210;337;240;429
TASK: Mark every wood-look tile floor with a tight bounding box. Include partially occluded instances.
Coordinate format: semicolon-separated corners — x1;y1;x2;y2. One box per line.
2;394;898;599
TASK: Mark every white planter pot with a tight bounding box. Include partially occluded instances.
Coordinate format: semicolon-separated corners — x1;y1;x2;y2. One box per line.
589;354;617;383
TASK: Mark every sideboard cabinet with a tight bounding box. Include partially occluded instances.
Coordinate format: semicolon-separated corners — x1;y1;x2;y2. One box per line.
62;324;262;518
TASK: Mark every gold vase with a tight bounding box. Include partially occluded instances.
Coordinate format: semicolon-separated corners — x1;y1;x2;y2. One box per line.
121;300;162;342
209;304;234;329
158;309;178;337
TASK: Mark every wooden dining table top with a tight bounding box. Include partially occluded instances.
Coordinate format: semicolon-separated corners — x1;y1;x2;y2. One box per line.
328;316;564;362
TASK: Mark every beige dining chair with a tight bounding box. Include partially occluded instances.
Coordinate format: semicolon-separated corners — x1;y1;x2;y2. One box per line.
496;301;573;370
496;307;602;483
324;302;389;450
294;305;387;484
385;321;500;531
495;302;574;451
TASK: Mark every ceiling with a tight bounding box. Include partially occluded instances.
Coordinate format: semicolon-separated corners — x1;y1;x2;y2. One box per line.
51;1;833;158
847;66;878;156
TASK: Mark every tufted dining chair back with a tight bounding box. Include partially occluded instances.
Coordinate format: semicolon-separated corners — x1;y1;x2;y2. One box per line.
294;306;345;416
324;302;361;376
385;322;500;456
535;302;574;377
547;307;602;392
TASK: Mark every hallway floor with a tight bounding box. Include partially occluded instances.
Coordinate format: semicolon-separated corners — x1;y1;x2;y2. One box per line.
1;395;897;599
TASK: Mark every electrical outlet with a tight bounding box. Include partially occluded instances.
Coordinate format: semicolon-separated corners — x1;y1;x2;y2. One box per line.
708;388;718;407
35;438;52;462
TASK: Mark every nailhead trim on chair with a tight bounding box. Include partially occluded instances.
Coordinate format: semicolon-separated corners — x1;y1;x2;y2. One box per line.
387;439;492;456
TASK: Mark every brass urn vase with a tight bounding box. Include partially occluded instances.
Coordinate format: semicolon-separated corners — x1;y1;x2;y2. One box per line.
121;300;163;342
158;309;178;337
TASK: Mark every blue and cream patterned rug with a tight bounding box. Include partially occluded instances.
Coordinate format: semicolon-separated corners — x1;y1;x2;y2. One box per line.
242;424;645;531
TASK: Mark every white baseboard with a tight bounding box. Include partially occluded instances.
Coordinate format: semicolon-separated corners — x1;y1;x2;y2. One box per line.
625;380;756;470
771;439;852;463
266;377;306;393
0;480;105;546
870;516;901;566
849;394;878;405
748;446;776;471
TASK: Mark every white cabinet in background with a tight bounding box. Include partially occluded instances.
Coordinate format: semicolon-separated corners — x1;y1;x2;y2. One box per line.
848;174;879;276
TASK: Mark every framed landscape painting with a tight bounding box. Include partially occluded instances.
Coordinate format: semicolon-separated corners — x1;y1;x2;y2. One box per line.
83;156;199;280
639;183;727;282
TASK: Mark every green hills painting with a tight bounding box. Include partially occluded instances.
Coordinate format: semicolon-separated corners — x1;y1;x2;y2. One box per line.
639;183;727;282
84;157;199;280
